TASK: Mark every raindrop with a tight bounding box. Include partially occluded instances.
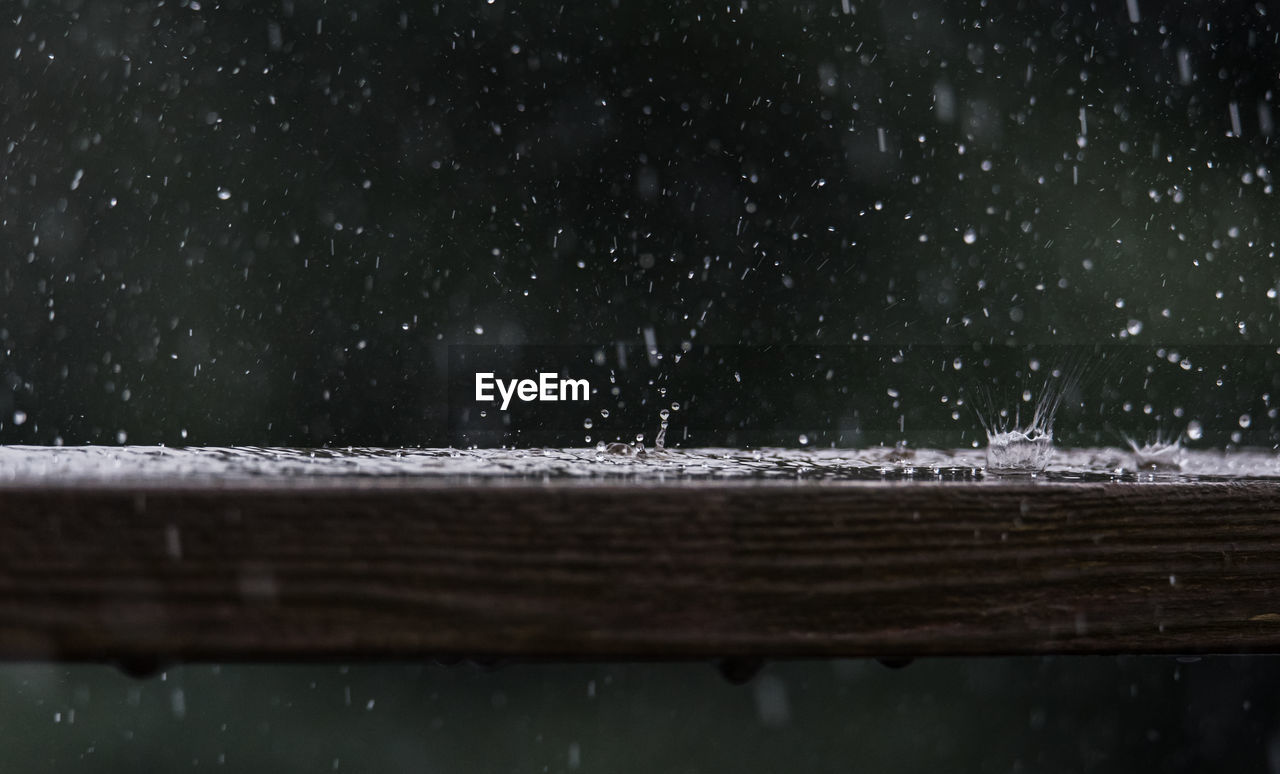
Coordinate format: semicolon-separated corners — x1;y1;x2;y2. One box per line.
962;228;977;244
1126;319;1143;335
583;418;593;429
1186;420;1203;440
798;434;809;446
1239;414;1252;429
216;188;232;200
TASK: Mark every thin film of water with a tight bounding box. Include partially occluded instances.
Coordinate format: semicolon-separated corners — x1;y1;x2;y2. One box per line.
0;443;1278;485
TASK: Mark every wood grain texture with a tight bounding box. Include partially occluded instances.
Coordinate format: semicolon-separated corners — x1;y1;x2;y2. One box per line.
2;479;1280;661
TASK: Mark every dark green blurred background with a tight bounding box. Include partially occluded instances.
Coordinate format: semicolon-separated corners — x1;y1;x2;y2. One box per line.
3;657;1280;773
2;0;1277;447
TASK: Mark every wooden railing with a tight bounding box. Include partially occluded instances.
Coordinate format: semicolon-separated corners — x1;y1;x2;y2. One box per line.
3;477;1280;663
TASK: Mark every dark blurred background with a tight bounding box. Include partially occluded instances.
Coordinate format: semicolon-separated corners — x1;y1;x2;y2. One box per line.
4;657;1280;773
2;0;1278;447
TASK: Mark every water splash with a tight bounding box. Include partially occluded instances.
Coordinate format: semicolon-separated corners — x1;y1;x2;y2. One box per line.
621;402;680;455
984;428;1054;474
601;440;643;457
1125;432;1185;472
975;375;1073;476
655;408;671;451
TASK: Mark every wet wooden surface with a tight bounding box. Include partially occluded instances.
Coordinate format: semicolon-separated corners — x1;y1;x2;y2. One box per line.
2;479;1280;662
